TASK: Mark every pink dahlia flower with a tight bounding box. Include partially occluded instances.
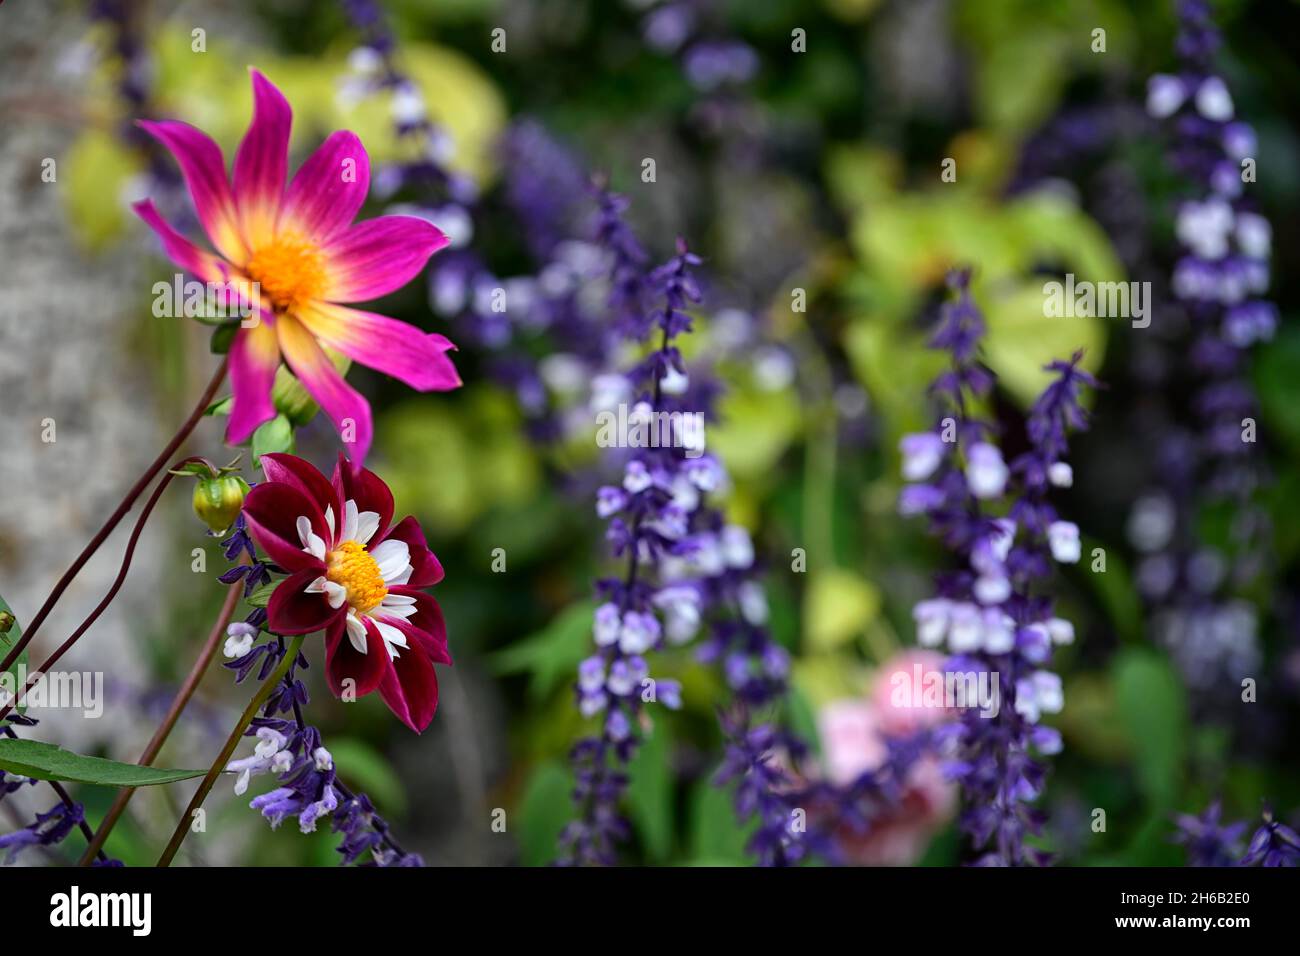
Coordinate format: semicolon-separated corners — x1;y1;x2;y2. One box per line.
134;68;460;462
243;453;450;732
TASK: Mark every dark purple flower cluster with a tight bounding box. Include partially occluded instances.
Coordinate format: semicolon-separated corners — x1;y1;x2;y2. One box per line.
1172;801;1247;867
1175;802;1300;867
0;800;85;865
217;513;273;598
0;722;116;865
899;270;1093;865
1136;0;1275;693
1240;808;1300;867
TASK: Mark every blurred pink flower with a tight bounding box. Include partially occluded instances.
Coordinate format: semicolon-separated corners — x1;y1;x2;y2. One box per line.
871;648;954;737
815;651;958;865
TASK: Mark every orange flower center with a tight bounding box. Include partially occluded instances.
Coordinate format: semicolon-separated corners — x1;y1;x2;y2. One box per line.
326;541;387;613
245;234;327;313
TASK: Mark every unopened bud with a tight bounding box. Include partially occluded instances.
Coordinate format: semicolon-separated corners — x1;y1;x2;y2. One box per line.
193;474;250;535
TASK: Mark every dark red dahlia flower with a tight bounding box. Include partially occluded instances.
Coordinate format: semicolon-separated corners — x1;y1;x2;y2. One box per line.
242;453;450;732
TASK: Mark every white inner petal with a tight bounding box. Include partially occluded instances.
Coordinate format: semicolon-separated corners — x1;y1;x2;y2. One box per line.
354;510;381;545
372;618;409;661
323;504;336;542
345;612;368;655
296;515;327;560
370;538;411;582
342;500;359;543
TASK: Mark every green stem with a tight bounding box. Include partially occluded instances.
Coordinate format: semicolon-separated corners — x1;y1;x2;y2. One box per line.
155;635;304;867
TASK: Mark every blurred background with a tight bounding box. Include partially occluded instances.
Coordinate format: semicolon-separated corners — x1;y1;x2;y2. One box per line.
0;0;1297;865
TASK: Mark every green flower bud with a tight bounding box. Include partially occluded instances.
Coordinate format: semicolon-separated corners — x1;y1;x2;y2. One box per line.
0;611;14;634
272;349;351;426
192;474;251;535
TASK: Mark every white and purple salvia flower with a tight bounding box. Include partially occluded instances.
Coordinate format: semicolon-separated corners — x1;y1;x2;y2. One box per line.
1136;0;1275;696
560;189;816;865
900;269;1095;865
559;222;703;865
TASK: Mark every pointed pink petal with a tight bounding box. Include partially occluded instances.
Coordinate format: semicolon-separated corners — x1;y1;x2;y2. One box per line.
138;119;246;262
275;316;373;463
268;568;343;635
379;516;443;587
233;68;292;249
225;322;281;445
132;199;227;281
297;302;461;392
377;643;440;732
242;482;329;573
325;616;390;697
322;215;448;302
330;452;394;540
279;130;370;244
260;453;342;538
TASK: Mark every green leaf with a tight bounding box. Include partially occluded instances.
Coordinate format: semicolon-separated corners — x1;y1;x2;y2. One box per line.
0;593;28;716
204;396;232;418
252;414;295;467
1112;648;1188;808
803;568;880;652
489;600;595;702
0;739;205;787
687;777;752;864
626;719;673;862
209;322;239;355
1255;323;1300;454
245;582;276;609
517;760;573;866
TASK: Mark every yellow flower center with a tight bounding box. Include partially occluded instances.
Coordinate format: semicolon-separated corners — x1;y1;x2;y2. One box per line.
245;234;327;313
326;541;388;614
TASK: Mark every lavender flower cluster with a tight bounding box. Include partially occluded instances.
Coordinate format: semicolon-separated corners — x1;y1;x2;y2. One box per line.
1135;0;1275;693
898;270;1094;865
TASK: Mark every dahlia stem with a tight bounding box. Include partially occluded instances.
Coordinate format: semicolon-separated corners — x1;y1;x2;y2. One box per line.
77;575;244;865
0;459;204;723
156;635;304;867
0;358;228;677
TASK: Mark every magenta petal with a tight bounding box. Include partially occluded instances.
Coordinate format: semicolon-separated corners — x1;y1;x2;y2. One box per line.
138;119;245;262
242;482;329;572
279;130;370;243
325;616;390;697
233;68;292;243
260;453;343;536
322;215;448;303
267;568;342;636
132;199;226;281
331;453;394;541
378;644;440;733
380;517;443;587
225;323;280;445
276;318;374;463
297;302;462;392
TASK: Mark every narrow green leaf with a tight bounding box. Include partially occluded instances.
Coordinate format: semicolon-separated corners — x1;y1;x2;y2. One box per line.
626;719;673;862
517;760;573;866
0;739;206;787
